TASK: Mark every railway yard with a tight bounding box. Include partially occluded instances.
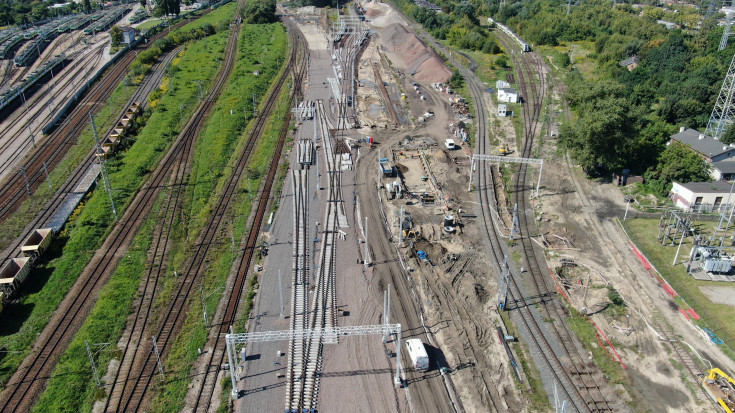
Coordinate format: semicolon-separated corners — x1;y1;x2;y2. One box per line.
2;0;735;412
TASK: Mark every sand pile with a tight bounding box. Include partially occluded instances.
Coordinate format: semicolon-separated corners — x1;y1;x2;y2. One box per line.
379;23;451;83
364;1;404;27
364;5;382;17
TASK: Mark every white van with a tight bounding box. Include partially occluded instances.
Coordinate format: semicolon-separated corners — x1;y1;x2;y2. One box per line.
444;139;456;149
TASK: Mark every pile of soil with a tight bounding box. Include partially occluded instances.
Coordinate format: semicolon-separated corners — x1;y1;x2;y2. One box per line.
379;23;452;83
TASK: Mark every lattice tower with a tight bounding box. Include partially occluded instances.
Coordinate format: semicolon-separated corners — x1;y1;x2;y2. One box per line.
705;53;735;141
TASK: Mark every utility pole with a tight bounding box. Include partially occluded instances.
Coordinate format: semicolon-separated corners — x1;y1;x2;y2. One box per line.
19;165;31;196
85;340;101;387
42;161;51;190
364;216;369;268
279;269;284;319
85;340;110;387
673;228;686;265
510;204;520;240
201;283;209;327
398;205;404;246
91;112;117;220
252;93;257;117
152;336;165;381
27;123;35;147
498;255;510;310
383;286;391;343
197;80;203;102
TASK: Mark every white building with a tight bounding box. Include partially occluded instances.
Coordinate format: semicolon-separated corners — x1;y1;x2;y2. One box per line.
498;87;519;103
496;80;510;89
122;26;136;44
671;181;735;212
498;104;508;117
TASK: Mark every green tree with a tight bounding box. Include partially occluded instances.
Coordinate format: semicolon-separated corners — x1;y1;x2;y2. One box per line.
140;0;146;8
721;124;735;145
495;54;508;68
644;141;711;196
83;0;92;12
448;70;464;89
241;0;277;24
560;96;636;174
111;25;123;48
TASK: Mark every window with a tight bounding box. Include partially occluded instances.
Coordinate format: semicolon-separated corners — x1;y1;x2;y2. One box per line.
715;197;723;206
695;197;703;205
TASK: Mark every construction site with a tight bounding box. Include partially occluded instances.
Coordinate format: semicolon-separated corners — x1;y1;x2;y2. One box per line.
2;0;735;412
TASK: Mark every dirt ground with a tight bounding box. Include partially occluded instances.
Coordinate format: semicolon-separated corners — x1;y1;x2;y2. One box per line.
360;1;735;412
358;2;530;411
530;69;735;411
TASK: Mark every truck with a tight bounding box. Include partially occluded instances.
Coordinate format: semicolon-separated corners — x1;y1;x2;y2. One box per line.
379;157;394;177
405;338;429;371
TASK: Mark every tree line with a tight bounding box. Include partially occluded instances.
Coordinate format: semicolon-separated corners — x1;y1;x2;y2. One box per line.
392;0;732;196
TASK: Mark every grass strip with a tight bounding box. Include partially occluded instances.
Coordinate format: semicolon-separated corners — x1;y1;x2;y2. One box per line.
622;218;735;361
499;311;550;411
0;10;234;392
0;3;237;253
147;31;290;412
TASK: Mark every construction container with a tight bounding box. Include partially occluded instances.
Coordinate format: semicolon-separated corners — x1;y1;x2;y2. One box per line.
21;228;53;258
405;338;429;371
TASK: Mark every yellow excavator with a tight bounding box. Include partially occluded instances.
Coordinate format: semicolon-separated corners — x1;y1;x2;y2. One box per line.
703;368;735;413
499;144;511;156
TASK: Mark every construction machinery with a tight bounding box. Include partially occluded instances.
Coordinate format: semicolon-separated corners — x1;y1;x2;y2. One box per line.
703;368;735;413
499;144;511;156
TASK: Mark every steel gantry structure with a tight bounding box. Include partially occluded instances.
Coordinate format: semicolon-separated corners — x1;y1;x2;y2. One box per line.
468;154;544;196
225;323;404;398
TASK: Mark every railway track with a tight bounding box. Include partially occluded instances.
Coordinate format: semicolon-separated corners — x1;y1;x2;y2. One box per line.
470;30;613;412
0;16;198;225
0;45;181;266
106;17;304;413
285;99;341;412
187;24;307;413
0;42;105;183
0;38;214;412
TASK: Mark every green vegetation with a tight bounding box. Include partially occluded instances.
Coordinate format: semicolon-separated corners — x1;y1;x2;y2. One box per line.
623;218;735;360
394;0;728;196
498;312;550;411
148;25;289;411
241;0;278;24
566;307;629;386
0;4;238;397
136;18;164;32
29;28;231;413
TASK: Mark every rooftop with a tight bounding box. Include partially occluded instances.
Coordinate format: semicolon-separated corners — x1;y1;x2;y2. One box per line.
619;55;638;67
670;128;735;158
713;159;735;174
678;181;734;193
498;87;517;94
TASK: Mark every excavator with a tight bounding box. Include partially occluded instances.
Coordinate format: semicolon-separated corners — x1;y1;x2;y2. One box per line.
499;144;511;156
703;368;735;413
